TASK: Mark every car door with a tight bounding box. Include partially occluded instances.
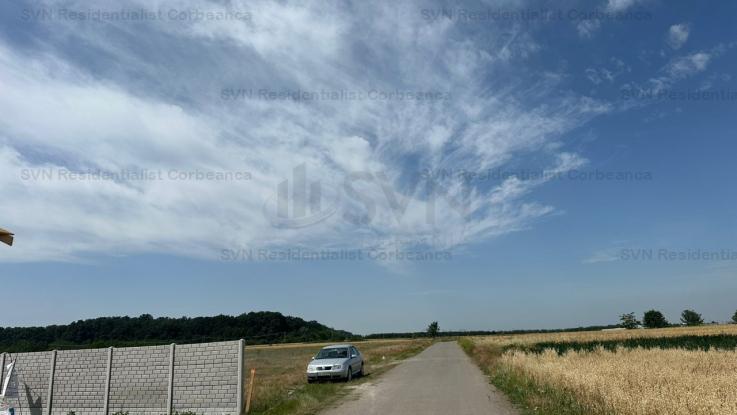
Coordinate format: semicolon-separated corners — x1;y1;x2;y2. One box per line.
350;346;361;370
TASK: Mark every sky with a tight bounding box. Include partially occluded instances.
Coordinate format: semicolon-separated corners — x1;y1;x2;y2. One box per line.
1;0;736;334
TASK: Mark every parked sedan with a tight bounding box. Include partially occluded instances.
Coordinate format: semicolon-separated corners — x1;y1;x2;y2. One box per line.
306;344;364;383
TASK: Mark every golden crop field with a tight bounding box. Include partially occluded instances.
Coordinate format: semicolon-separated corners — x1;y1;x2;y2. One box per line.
465;324;737;415
501;347;737;415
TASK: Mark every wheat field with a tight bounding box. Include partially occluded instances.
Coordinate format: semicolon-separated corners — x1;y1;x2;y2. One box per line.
501;347;737;415
467;325;737;415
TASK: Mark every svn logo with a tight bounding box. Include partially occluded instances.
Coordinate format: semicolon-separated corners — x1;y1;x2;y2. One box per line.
263;164;340;228
619;248;653;261
263;164;469;230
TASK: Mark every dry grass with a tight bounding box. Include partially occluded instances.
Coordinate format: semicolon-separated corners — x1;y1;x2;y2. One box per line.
244;339;431;414
470;324;737;347
501;347;737;415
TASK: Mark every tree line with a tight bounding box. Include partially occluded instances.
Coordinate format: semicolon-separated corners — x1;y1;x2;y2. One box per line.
619;309;737;329
366;323;623;340
0;311;354;352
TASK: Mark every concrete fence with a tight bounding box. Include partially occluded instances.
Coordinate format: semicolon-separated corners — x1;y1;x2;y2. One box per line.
1;340;245;415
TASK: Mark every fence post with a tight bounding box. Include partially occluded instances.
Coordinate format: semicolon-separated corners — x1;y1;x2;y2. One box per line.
46;350;57;415
0;352;5;393
167;344;176;415
103;347;113;415
1;352;5;385
245;369;256;414
237;339;244;415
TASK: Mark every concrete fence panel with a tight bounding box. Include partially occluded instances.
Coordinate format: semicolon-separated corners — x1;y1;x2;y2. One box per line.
1;340;244;415
108;345;170;415
2;350;52;415
51;348;108;415
172;342;239;415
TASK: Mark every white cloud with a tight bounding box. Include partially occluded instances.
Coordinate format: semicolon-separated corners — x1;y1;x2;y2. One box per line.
577;20;601;39
585;68;603;85
0;1;608;263
606;0;644;12
667;23;690;50
666;52;711;78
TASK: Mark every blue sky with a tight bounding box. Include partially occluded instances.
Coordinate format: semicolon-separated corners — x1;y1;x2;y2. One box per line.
1;0;736;334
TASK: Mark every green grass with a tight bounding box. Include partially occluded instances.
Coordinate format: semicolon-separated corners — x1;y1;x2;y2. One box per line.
252;382;348;415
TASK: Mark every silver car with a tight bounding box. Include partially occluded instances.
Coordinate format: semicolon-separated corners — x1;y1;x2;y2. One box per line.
306;344;364;383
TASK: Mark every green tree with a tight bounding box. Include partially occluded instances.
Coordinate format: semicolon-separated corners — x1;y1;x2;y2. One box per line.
731;310;737;324
619;312;640;329
680;309;704;326
643;310;669;328
427;321;439;338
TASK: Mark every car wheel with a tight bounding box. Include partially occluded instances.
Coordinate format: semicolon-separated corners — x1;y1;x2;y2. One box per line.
357;363;364;377
307;378;315;384
346;366;353;382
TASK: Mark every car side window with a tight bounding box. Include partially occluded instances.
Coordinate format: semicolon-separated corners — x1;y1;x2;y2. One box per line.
351;346;359;356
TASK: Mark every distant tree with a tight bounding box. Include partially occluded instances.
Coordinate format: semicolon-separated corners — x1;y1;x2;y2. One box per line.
619;312;640;329
680;309;704;326
427;321;440;338
731;310;737;324
643;310;669;328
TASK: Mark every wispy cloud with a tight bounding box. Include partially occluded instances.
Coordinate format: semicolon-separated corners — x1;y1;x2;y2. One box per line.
583;248;622;264
585;58;630;85
0;0;609;263
626;43;736;97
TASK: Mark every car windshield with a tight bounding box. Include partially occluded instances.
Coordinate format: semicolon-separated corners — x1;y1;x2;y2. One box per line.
315;347;349;359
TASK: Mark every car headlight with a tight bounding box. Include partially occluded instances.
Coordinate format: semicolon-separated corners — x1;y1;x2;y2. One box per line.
332;364;342;370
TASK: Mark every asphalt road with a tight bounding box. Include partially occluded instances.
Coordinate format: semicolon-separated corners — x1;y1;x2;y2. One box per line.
321;341;518;415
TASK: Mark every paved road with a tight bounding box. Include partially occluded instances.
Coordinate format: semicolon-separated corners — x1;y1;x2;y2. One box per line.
321;341;518;415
